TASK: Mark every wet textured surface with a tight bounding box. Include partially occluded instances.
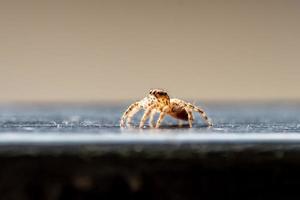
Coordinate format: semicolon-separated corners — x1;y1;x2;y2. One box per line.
0;102;300;134
0;102;299;155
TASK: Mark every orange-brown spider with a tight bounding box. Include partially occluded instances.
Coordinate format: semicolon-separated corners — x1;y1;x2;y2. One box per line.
120;89;212;128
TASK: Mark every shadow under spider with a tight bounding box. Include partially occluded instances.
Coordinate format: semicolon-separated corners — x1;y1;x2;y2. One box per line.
126;123;210;129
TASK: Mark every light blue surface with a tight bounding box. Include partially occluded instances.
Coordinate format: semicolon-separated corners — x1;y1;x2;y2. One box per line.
0;103;299;134
1;132;300;145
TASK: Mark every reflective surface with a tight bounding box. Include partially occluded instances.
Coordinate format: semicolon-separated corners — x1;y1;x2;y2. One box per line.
0;103;299;134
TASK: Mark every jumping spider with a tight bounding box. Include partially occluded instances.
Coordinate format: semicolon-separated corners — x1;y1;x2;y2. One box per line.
120;89;212;128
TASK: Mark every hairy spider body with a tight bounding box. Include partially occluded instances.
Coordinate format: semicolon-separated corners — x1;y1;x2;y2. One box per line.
120;89;212;128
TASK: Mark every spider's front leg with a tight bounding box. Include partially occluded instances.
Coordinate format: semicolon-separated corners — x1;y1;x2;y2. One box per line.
120;101;141;127
155;112;166;128
127;105;142;126
139;105;156;128
149;110;156;128
155;106;170;128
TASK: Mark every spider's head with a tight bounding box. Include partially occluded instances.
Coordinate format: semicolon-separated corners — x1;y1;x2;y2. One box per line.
149;89;170;105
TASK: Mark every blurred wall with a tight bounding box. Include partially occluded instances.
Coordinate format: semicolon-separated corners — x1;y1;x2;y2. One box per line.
1;0;300;102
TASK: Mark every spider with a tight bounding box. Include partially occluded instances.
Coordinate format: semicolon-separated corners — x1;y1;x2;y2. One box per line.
120;89;212;128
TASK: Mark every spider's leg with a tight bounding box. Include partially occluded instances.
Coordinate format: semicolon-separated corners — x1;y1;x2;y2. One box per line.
127;106;142;126
185;108;194;128
190;111;195;121
155;106;169;128
155;112;166;128
149;110;156;128
139;105;155;128
120;102;141;127
186;103;212;126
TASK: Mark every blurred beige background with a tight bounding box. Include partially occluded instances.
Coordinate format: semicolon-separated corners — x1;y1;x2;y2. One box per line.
0;0;299;103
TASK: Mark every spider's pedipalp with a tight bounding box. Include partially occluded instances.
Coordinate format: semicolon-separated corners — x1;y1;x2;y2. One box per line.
120;101;141;127
177;120;183;127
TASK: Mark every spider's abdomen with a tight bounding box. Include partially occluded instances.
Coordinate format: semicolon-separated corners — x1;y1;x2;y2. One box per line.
169;109;188;121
